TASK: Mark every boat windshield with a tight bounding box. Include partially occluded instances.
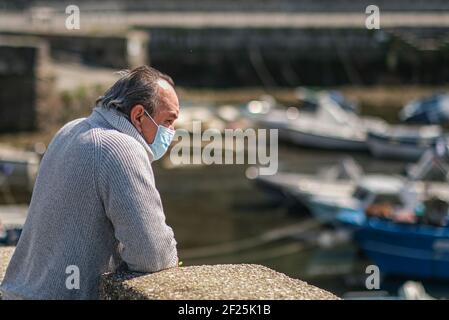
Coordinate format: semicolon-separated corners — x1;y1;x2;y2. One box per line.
353;187;370;201
371;194;403;206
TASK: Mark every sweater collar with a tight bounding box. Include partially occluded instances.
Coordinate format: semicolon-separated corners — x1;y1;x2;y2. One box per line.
91;106;155;161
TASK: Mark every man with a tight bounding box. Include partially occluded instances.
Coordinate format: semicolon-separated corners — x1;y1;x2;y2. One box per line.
0;66;179;299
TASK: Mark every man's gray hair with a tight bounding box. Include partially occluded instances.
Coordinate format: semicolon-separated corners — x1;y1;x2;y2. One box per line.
96;65;175;117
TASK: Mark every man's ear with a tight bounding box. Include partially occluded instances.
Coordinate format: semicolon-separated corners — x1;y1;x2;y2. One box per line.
129;104;145;133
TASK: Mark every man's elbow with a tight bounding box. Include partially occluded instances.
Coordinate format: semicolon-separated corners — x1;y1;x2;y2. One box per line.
127;245;178;273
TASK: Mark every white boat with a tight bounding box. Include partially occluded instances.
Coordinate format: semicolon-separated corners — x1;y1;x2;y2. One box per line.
254;153;449;223
286;95;369;150
367;124;443;161
254;93;386;151
306;175;407;223
0;144;40;198
307;175;449;224
0;205;28;245
406;139;449;181
294;87;359;114
253;158;362;209
255;170;355;211
254;108;292;141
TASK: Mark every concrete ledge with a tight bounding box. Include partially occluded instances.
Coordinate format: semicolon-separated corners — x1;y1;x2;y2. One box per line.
100;264;339;300
0;247;14;284
0;247;339;300
0;246;14;299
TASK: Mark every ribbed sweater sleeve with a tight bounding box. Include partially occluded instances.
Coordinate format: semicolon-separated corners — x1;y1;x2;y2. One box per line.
96;131;178;273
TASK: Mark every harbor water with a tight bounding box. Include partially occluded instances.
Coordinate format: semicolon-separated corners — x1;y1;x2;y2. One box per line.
155;144;449;298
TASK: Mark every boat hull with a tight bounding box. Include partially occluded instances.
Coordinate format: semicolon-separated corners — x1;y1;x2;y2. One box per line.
287;129;367;151
340;211;449;280
253;174;312;213
307;198;356;224
367;134;431;161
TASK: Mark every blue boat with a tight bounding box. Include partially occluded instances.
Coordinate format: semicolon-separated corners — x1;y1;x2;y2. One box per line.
338;208;449;280
399;94;449;124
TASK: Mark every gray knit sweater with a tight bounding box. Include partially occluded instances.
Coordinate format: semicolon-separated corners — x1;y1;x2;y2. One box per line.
0;106;178;299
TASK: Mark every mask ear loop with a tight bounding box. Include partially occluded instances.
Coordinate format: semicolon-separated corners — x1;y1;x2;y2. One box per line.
144;109;175;134
143;109;159;128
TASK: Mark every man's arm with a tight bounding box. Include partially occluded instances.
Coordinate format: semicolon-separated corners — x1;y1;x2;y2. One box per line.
97;134;178;273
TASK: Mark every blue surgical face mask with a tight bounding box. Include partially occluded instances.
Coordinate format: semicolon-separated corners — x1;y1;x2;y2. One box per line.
143;110;175;161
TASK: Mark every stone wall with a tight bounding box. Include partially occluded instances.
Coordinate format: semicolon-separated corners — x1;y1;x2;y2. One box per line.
144;26;449;87
39;31;148;69
0;247;339;300
0;36;49;132
0;30;149;69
